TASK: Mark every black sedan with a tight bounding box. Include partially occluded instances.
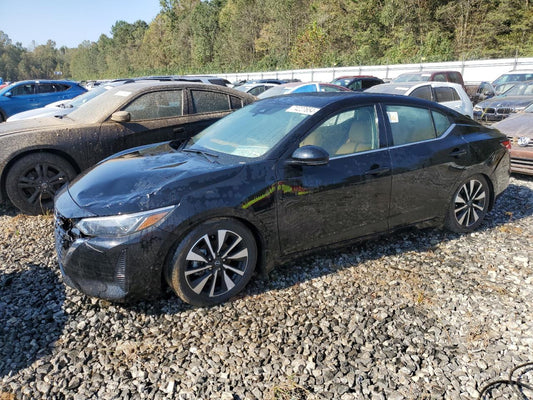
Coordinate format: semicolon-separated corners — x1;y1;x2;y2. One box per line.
0;81;255;214
54;93;510;306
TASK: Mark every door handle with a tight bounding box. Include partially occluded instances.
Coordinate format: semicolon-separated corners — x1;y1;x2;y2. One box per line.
364;166;390;176
449;148;467;157
173;127;185;133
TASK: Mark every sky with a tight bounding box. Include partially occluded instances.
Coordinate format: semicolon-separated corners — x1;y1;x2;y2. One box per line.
0;0;162;49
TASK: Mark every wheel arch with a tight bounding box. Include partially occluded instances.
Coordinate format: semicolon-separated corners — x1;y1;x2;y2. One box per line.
160;210;275;288
481;172;496;212
1;148;81;200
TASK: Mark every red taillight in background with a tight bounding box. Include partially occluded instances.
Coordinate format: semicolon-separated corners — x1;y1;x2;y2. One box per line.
501;139;512;150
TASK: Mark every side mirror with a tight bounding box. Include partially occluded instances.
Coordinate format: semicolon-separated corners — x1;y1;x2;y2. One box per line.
4;92;12;97
111;111;131;123
288;145;329;166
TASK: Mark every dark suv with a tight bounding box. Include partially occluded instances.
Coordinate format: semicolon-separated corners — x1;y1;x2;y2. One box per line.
331;76;384;91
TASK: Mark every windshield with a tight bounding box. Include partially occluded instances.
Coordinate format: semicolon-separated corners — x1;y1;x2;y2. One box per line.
0;82;18;95
332;78;352;87
524;103;533;112
69;87;134;123
501;82;533;96
365;84;409;95
258;86;294;99
186;100;318;158
394;73;431;82
69;85;108;107
493;73;533;85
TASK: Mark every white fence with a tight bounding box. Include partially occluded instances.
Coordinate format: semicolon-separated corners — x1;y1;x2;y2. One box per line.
220;57;533;84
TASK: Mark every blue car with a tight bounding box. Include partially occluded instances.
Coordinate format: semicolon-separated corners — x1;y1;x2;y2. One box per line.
0;80;87;122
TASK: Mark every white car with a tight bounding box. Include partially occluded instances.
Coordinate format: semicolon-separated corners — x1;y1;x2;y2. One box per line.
366;81;473;118
235;82;278;96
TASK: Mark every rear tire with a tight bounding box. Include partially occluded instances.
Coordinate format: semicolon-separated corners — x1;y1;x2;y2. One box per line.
5;153;76;215
165;218;257;306
445;175;490;233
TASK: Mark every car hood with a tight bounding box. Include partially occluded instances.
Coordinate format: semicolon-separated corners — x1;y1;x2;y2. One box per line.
492;112;533;138
0;115;71;136
476;96;533;108
66;142;245;216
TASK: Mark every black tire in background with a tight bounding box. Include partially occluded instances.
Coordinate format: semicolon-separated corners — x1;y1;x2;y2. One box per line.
5;153;76;215
166;218;257;306
445;174;491;233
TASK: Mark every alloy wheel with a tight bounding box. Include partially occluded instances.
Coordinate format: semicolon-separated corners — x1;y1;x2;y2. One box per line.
453;178;487;228
184;229;250;298
17;162;68;206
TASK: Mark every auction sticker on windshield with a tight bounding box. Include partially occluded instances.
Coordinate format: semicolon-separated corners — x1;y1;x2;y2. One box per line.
286;105;320;115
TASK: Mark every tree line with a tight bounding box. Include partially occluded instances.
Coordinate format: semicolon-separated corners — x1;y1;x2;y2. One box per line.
1;0;533;82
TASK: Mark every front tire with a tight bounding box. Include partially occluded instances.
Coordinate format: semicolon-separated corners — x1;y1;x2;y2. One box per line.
5;153;76;215
166;218;257;306
445;175;491;233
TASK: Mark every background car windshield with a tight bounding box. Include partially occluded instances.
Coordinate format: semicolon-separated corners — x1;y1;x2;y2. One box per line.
503;82;533;96
69;88;133;123
258;86;293;98
394;73;431;82
187;101;315;158
0;82;17;95
68;86;108;107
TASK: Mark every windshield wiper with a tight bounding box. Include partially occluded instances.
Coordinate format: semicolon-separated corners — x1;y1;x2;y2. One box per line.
182;148;219;163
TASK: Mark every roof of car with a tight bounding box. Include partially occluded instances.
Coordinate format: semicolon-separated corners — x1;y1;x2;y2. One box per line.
335;75;380;79
366;81;464;95
68;81;255;124
259;91;459;112
7;79;79;85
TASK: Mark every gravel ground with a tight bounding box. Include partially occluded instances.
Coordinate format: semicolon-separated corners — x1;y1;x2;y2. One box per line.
0;175;532;400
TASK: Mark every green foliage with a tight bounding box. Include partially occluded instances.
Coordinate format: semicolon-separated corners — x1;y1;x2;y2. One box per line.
1;0;533;81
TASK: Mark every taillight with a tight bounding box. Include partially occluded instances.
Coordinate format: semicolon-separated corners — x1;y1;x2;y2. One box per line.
501;139;511;150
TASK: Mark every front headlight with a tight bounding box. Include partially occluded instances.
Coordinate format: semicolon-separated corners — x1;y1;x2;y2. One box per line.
76;206;175;237
473;105;483;112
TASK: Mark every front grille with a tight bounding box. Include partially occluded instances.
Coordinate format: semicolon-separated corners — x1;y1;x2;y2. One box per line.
496;107;512;115
512;157;533;166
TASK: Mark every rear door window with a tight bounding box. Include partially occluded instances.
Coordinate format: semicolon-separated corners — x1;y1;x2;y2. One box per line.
191;90;230;113
410;85;433;101
434;87;460;102
432;110;452;136
432;73;447;82
230;95;244;109
385;105;437;145
448;72;463;85
38;83;70;94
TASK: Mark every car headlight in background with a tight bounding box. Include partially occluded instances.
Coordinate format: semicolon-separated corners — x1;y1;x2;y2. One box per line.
76;206;175;237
